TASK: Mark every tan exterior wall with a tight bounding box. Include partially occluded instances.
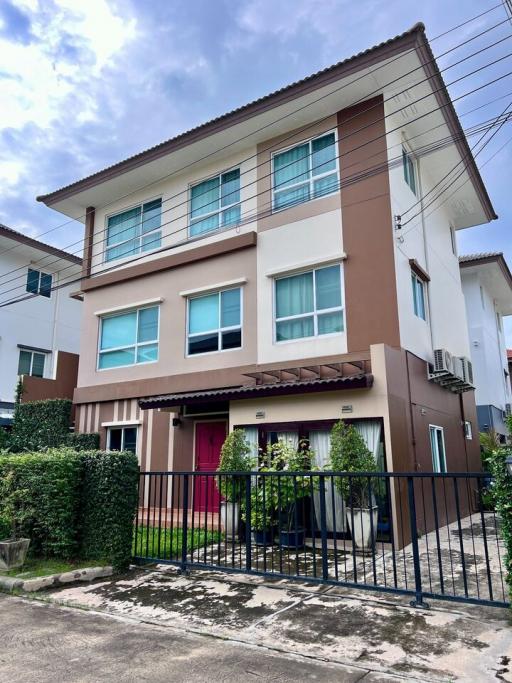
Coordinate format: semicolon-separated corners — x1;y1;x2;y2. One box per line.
21;351;79;405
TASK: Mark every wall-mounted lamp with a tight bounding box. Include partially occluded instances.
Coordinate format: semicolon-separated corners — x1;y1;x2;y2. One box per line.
172;417;182;428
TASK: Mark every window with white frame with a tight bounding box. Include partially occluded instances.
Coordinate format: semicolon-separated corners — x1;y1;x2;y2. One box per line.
402;146;417;195
411;271;427;321
108;426;137;454
187;287;242;355
105;199;162;262
429;425;447;473
274;264;343;342
18;349;46;377
26;268;52;297
272;131;339;211
189;169;240;237
98;306;159;369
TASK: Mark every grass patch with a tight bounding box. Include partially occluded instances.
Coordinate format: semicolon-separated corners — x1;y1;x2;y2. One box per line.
0;557;101;579
133;527;221;560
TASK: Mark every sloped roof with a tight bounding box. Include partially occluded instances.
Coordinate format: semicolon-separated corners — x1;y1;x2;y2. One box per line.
459;252;503;263
0;223;82;265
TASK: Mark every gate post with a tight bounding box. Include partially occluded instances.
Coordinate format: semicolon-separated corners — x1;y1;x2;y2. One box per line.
318;474;329;581
245;474;252;573
179;473;190;575
406;475;429;608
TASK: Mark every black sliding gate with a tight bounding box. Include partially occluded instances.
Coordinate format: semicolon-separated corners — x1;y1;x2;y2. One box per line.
133;471;509;609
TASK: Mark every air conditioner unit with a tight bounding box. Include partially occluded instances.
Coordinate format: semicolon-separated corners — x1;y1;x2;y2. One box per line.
452;356;464;381
505;403;511;415
460;357;474;386
433;349;454;374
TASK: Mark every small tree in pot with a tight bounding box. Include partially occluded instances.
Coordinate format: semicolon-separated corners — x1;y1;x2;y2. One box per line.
269;439;313;549
216;430;253;540
328;421;378;549
0;470;32;571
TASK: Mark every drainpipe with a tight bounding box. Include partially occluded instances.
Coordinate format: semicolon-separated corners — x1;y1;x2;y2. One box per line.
50;271;59;379
416;158;436;355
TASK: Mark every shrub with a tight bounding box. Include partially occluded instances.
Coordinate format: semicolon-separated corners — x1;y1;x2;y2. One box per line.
0;450;82;557
9;399;72;452
79;450;139;570
328;420;377;508
217;429;253;502
66;432;100;451
486;445;512;605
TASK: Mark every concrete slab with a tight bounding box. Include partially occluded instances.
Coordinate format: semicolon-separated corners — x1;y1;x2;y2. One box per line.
41;564;512;682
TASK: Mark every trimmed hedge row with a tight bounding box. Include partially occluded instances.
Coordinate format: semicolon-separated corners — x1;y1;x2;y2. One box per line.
66;432;101;451
0;449;139;570
9;399;72;451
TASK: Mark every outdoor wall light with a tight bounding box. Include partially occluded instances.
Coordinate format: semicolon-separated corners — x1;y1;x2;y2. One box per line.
506;454;512;476
172;417;182;428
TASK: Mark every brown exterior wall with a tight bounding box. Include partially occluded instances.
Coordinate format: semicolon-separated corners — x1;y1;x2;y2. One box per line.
21;351;79;412
338;96;400;352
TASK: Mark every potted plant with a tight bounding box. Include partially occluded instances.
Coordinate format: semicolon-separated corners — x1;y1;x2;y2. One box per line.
216;429;253;540
328;420;378;549
0;471;31;571
246;481;275;546
269;439;313;549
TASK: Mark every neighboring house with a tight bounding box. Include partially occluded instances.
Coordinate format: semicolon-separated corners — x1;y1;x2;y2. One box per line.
37;23;494;489
0;224;83;426
460;253;512;440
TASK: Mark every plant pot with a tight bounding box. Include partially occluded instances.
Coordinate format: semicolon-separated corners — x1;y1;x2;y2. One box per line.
252;529;274;546
346;506;378;549
279;527;306;549
220;501;240;541
0;538;30;571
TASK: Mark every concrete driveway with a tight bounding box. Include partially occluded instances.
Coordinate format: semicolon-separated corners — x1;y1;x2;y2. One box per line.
0;593;395;682
28;564;512;682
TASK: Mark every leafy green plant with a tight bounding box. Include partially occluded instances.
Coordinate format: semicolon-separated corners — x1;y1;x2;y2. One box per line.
216;429;253;502
243;482;275;531
328;420;377;508
66;432;100;451
0;470;33;540
9;399;72;452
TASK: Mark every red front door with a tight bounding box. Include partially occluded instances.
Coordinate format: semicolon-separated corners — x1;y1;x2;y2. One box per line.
194;421;226;512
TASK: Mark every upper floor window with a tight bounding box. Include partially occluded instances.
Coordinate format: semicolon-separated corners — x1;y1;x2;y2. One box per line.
26;268;52;297
274;264;343;342
98;305;159;369
411;271;426;321
187;287;241;355
106;199;162;262
402;146;417;195
429;425;447;473
18;348;46;377
272;132;338;211
190;169;241;238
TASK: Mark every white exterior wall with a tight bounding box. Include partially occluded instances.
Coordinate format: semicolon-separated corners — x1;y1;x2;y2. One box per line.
461;270;512;412
386;120;471;363
0;246;82;407
90;147;258;275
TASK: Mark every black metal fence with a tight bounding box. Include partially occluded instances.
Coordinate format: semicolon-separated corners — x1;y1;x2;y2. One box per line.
133;470;509;608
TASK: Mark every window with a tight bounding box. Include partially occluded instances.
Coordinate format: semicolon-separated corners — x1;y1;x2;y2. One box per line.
98;306;159;369
411;272;426;320
189;169;240;237
429;425;447;473
272;132;339;211
187;288;241;355
274;264;343;342
106;199;162;262
402;146;417;195
26;268;52;297
108;426;137;454
18;349;46;377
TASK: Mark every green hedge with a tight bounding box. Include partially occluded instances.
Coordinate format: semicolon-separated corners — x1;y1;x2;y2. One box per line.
66;432;100;451
79;450;139;570
10;399;72;452
0;448;139;570
487;447;512;605
0;450;82;557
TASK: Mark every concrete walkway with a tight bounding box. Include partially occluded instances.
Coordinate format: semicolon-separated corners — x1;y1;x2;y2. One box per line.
34;564;512;682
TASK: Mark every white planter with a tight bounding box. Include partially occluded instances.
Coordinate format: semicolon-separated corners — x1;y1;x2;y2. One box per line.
346;506;379;549
220;502;239;540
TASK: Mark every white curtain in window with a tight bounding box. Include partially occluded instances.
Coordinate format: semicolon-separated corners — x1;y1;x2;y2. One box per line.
269;431;299;450
310;430;346;532
354;420;382;463
242;427;259;462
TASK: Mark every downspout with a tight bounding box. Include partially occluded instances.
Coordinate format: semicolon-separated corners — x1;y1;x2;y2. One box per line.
50;271;59;379
416;157;436;354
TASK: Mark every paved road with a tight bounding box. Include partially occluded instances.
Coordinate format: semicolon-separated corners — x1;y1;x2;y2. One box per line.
0;594;392;683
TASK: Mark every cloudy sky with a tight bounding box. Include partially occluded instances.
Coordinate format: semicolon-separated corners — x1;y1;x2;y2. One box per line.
1;0;511;336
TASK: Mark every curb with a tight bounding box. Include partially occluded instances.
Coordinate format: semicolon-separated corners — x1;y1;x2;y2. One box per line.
0;566;113;593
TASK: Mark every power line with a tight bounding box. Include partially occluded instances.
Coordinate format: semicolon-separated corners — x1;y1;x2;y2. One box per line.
2;32;512;294
0;3;508;264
